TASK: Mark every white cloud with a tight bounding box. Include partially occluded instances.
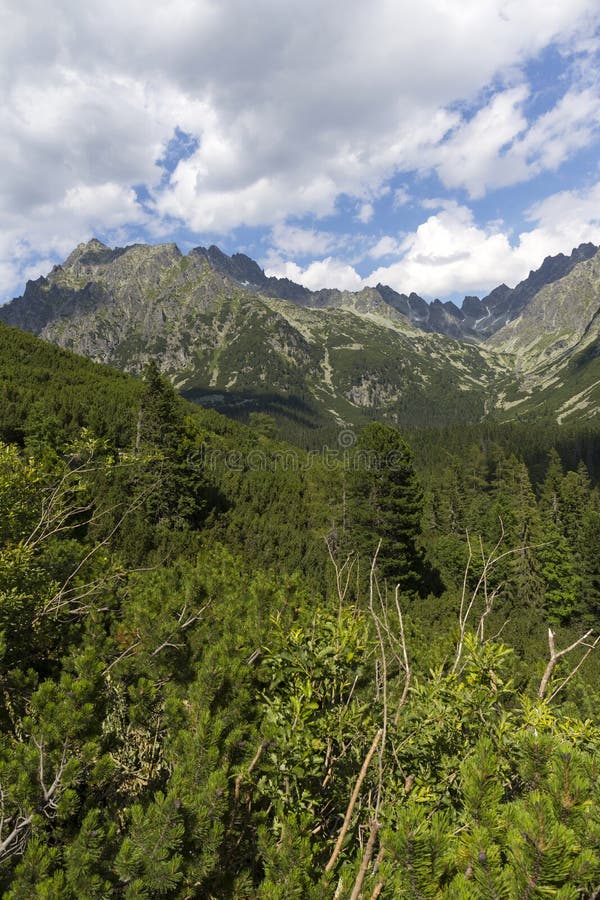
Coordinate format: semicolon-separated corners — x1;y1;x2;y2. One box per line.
420;197;452;211
431;86;530;197
367;204;519;296
356;203;374;224
59;183;147;227
1;0;599;298
393;186;411;208
265;257;364;292
432;85;600;197
0;181;151;299
368;236;405;259
518;181;600;261
515;87;600;172
366;183;600;297
268;223;342;258
0;69;172;212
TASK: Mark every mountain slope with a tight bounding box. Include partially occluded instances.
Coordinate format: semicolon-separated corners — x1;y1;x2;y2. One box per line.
0;318;143;447
488;249;600;423
3;239;600;435
0;240;514;438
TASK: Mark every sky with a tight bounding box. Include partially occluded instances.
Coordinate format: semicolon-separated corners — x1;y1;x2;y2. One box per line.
1;0;600;304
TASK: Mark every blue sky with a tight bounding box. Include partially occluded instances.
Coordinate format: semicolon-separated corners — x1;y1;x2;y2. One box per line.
1;0;599;303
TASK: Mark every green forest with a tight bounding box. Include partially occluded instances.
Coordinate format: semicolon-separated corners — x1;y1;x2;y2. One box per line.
1;321;600;897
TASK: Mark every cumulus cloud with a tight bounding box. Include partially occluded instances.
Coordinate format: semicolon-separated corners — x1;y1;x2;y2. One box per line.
0;70;172;212
367;205;523;296
265;257;364;292
518;181;600;261
368;236;406;259
356;203;374;224
0;180;152;299
365;184;600;297
268;224;345;258
145;0;598;229
1;0;599;298
431;85;600;197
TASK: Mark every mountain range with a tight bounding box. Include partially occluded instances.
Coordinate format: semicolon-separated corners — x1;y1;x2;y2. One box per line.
2;238;600;440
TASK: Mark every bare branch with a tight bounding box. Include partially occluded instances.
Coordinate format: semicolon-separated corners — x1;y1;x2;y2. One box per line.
150;602;210;657
0;808;33;862
234;742;266;802
324;727;383;875
349;819;381;900
23;452;98;550
366;547;386;804
452;522;544;673
103;637;142;675
368;847;387;900
0;737;70;862
392;585;411;723
456;530;474;641
476;584;502;642
38;477;160;621
326;537;357;610
32;737;69;814
538;628;599;700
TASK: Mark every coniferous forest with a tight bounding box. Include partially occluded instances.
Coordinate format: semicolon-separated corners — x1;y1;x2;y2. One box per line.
2;321;600;897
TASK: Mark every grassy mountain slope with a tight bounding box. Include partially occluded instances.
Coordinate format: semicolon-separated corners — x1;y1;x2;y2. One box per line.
489;249;600;424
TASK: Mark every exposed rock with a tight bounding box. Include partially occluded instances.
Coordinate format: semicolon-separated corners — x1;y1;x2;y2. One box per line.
470;243;599;337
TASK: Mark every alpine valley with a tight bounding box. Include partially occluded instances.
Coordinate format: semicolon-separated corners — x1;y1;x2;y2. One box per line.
2;238;600;444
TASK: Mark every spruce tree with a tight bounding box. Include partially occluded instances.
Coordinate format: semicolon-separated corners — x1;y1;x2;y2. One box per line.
488;454;545;611
347;422;424;588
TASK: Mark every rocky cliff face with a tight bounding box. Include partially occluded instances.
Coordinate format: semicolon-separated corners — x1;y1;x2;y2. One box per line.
480;247;600;426
461;243;599;338
488;248;600;368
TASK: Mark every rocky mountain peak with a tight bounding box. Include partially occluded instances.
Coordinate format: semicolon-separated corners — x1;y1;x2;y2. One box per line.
63;238;111;268
60;240;183;280
471;243;600;336
523;242;598;291
192;245;268;287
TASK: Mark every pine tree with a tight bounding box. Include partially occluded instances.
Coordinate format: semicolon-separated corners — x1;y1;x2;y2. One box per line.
136;361;183;452
580;502;600;617
114;792;184;896
539;449;564;527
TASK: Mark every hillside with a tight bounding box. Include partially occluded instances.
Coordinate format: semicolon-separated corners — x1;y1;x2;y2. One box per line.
489;249;600;424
